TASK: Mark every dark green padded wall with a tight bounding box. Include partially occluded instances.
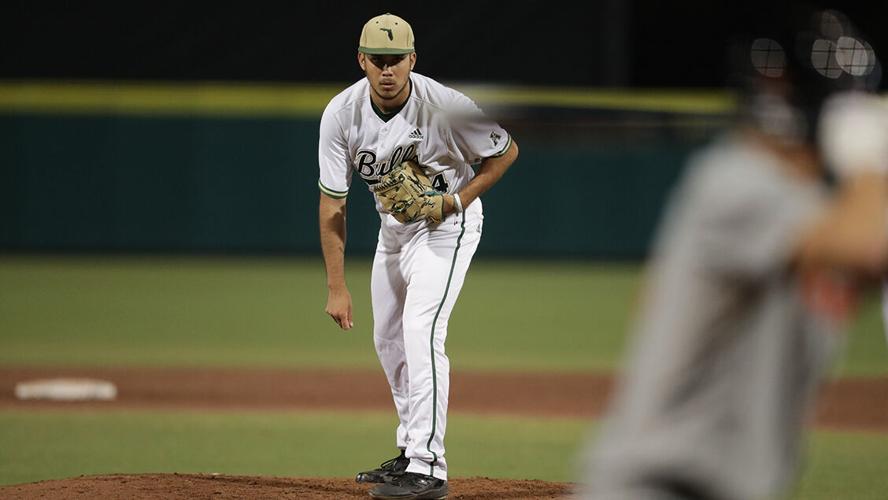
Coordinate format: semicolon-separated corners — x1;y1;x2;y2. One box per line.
0;114;700;257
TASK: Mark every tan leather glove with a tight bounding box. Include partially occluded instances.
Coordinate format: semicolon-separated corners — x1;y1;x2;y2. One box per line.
372;160;445;224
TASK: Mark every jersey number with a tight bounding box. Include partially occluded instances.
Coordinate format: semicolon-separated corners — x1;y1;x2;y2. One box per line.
432;174;449;192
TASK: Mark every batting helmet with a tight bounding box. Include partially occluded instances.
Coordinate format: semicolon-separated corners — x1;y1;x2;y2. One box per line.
727;7;881;145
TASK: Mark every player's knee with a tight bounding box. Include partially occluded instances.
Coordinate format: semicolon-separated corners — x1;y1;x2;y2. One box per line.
401;317;429;337
373;329;404;349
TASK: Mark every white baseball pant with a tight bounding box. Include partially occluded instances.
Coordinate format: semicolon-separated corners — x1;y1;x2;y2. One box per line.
371;208;482;481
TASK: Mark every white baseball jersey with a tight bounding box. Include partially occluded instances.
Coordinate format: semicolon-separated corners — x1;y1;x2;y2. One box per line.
317;72;511;210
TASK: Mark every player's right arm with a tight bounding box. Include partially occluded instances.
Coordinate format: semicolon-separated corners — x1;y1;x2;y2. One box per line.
794;173;888;273
317;102;354;330
794;93;888;274
319;193;353;330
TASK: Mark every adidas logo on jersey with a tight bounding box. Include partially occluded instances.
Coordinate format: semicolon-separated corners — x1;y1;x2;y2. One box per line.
408;128;423;140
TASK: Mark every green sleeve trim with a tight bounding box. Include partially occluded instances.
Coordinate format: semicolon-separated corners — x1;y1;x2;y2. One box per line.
318;180;348;199
490;135;513;158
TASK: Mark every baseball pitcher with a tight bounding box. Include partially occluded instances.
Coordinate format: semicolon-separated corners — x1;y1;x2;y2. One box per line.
318;13;518;500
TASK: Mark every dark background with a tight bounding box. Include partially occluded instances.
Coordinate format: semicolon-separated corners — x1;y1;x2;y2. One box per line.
3;0;885;87
2;1;885;256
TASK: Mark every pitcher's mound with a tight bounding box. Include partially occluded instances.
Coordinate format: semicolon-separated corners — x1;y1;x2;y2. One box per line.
0;473;574;499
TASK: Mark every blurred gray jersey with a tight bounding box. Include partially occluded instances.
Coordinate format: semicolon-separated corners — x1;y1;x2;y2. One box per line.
585;135;839;500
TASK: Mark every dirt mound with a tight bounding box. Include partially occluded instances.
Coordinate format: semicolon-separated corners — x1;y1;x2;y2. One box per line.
0;473;574;499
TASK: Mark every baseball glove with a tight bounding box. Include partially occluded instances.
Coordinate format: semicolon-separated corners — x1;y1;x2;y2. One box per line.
372;160;445;224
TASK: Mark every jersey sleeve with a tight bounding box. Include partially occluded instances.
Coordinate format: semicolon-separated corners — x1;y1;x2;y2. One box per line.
446;92;512;165
317;106;351;199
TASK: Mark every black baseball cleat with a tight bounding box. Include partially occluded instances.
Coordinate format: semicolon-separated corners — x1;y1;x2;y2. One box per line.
368;472;448;499
355;450;410;484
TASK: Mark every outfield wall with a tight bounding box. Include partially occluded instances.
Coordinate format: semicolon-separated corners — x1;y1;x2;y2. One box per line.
0;82;725;257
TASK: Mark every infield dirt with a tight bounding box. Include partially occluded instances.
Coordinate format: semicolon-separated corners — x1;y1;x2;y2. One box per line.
0;473;572;499
2;366;887;431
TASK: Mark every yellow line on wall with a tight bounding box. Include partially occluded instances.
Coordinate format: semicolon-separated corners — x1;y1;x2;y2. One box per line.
0;80;738;117
455;85;737;114
0;81;340;117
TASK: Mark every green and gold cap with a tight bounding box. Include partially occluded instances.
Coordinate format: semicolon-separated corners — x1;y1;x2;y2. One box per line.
358;13;415;55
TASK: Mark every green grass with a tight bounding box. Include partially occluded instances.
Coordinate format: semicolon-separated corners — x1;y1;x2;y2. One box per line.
0;256;636;372
791;430;888;500
449;260;639;372
0;256;376;368
2;409;888;500
838;295;888;376
1;256;886;374
0;410;587;486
